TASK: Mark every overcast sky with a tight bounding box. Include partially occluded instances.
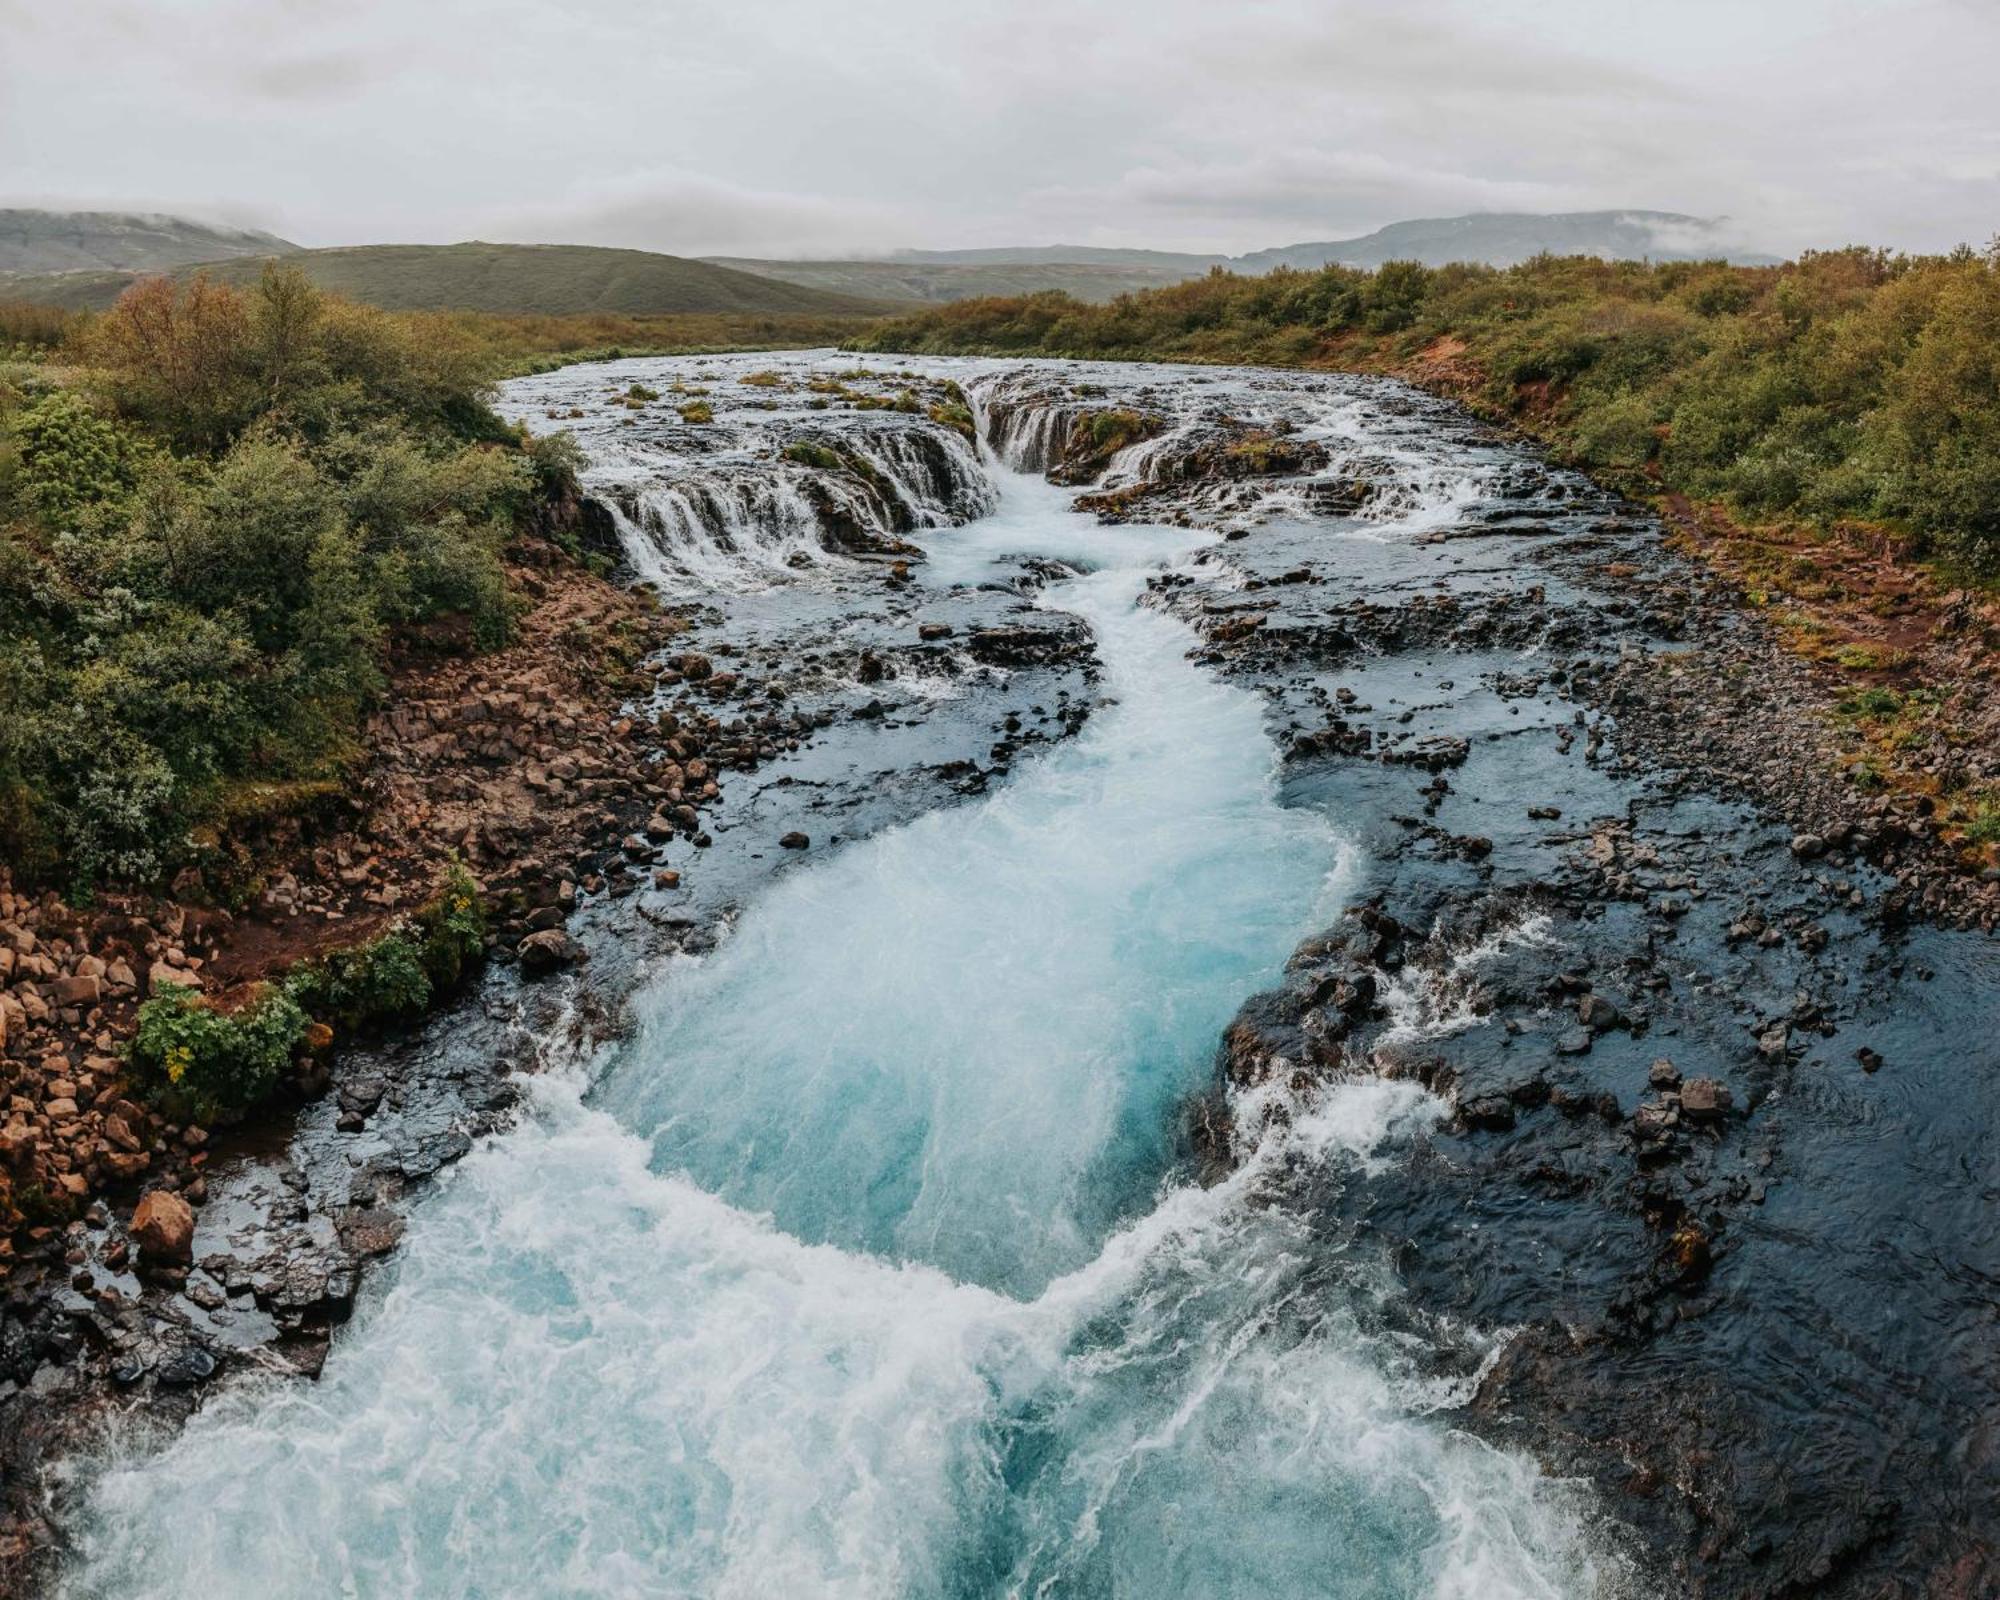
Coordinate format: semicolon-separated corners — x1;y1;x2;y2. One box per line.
4;0;1995;258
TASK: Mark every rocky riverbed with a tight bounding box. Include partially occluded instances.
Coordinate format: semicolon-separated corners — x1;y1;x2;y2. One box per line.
8;352;1994;1599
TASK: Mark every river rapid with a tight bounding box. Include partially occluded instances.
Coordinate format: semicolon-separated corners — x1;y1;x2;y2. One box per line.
51;353;1999;1598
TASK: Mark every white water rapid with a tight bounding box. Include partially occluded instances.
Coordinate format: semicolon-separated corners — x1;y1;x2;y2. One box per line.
61;360;1612;1600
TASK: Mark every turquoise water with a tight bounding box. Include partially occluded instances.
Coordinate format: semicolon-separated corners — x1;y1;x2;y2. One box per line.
62;457;1606;1599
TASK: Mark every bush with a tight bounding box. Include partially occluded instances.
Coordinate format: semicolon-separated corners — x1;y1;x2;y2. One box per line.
130;983;308;1121
781;441;843;471
10;390;138;529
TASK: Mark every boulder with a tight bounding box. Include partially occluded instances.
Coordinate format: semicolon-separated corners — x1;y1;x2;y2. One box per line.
130;1189;195;1264
1680;1077;1733;1120
517;929;585;975
48;974;102;1007
1578;993;1622;1032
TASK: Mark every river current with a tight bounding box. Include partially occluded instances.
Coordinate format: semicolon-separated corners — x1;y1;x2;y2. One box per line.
60;355;1634;1598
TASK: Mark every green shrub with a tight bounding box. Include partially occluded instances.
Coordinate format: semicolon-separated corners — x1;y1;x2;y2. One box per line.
10;391;138;529
678;400;714;423
781;441;843;471
130;982;309;1121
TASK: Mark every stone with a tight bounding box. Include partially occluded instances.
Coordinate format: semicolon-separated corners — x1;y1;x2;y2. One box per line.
1680;1077;1732;1120
48;974;101;1007
517;929;585;974
130;1189;195;1264
1555;1027;1594;1056
1460;1094;1516;1131
918;622;955;641
1647;1058;1682;1089
1790;833;1826;860
1578;994;1621;1032
148;961;196;995
779;832;810;850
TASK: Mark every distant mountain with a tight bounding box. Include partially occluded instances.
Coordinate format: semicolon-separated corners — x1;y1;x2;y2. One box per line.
1234;211;1778;271
864;212;1775;278
702;257;1201;305
0;242;894;317
886;245;1228;270
0;209;297;275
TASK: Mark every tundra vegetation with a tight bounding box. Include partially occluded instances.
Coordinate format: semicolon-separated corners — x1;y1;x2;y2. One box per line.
0;266;576;893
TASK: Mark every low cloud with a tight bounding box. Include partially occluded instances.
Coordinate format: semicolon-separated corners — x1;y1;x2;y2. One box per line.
4;0;1994;259
498;170;916;259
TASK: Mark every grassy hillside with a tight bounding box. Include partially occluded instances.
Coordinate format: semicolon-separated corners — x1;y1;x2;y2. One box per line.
703;257;1201;305
0;242;895;318
0;208;296;275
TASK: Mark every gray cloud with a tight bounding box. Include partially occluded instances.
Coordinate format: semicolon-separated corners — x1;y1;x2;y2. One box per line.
3;0;1993;258
238;52;378;101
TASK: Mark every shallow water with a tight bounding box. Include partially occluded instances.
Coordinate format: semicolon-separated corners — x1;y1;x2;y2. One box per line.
58;357;1622;1600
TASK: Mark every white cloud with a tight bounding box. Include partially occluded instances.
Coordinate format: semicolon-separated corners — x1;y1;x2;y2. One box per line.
2;0;1993;258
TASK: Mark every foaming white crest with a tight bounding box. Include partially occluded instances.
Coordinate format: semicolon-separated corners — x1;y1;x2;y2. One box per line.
1381;912;1557;1046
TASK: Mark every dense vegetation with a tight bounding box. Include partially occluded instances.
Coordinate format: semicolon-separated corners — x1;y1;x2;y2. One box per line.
0;266;578;891
1;241;891;317
859;247;2000;575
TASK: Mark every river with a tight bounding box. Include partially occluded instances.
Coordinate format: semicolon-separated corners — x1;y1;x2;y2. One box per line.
52;352;1998;1598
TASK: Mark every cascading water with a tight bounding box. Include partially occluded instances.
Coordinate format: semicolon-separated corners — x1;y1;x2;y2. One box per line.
509;357;997;589
59;356;1614;1600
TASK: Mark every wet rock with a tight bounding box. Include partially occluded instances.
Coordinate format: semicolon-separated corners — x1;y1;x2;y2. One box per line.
516;929;585;975
1679;1077;1733;1120
1577;994;1622;1032
1648;1058;1682;1090
129;1191;194;1265
1382;735;1470;772
778;832;810;850
155;1343;218;1387
1555;1027;1594;1056
1460;1094;1517;1132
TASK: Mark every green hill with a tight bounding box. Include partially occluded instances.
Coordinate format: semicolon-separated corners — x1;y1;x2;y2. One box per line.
0;208;298;275
702;257;1202;305
0;241;895;317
